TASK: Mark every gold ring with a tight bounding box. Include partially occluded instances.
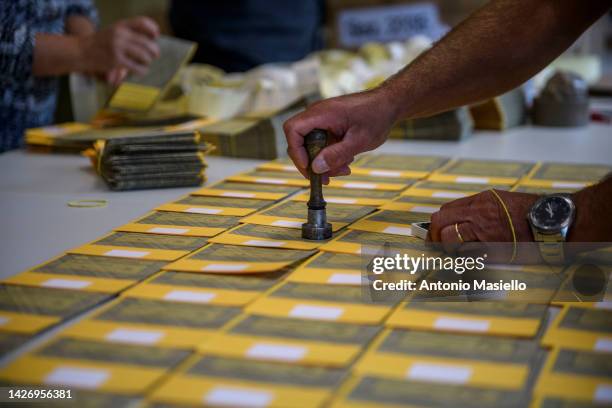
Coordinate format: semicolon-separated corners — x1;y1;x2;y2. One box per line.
455;223;464;243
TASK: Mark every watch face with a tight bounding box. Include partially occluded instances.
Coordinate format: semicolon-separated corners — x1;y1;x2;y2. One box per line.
531;196;573;231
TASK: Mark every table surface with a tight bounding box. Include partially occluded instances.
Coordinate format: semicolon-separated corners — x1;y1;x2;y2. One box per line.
1;124;611;279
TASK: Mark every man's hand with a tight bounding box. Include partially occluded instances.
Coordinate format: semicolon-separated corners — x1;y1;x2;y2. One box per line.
428;190;540;262
283;88;398;184
77;17;160;80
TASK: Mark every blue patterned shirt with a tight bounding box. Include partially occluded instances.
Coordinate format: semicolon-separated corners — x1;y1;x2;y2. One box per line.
0;0;97;152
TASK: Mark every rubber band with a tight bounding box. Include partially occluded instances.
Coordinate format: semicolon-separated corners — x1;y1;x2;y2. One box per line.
67;199;108;208
489;189;517;263
454;223;464;243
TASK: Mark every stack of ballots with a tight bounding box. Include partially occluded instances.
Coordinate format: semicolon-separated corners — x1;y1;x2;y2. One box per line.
91;129;208;191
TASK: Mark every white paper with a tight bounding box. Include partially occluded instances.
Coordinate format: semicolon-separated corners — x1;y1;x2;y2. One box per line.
407;363;472;384
202;263;249;272
186;207;222;215
328;273;361;285
383;226;413;236
106;328;164;345
343;182;377;189
148;227;189;235
246;343;307;362
455;176;490;184
271;220;302;228
42;278;91;289
289;304;344;320
204;386;273;408
104;249;149;258
254;178;286;185
432;191;466;199
243;239;285;247
594;338;612;352
594;385;612;404
222;192;256;198
434;316;490;332
45;367;109;389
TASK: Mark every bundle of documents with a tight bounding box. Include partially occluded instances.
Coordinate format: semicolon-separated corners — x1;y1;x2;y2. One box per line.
1;154;610;408
470;87;527;130
389;107;473;140
90;130;208;191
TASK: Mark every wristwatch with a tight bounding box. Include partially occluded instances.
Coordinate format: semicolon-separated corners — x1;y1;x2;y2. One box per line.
527;194;575;264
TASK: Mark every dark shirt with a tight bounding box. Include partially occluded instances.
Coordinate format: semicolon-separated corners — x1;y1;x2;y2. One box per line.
169;0;324;72
0;0;97;153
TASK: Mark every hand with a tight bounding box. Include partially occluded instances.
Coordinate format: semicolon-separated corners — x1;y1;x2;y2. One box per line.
283;88;398;184
78;17;160;79
428;190;540;262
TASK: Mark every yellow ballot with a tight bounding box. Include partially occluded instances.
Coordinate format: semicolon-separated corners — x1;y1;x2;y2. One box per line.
69;232;208;261
210;224;330;250
149;355;344;408
116;211;241;238
0;337;189;394
62;297;241;349
542;306;612;353
535;348;612;404
2;254;166;294
199;315;380;367
0;285;109;335
157;194;276;216
165;243;314;274
242;200;376;232
192;180;301;201
429;158;535;185
354;329;542;389
522;162;611;188
386;301;547;337
287;252;364;286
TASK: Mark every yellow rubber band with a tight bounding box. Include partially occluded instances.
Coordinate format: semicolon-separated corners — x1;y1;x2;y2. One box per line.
489;189;517;263
67;199;108;208
454;223;464;243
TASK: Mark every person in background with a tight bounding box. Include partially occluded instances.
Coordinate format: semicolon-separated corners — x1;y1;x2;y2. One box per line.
284;0;612;259
0;0;160;153
169;0;324;72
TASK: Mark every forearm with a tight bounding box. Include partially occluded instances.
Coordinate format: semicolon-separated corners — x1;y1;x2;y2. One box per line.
382;0;610;120
65;15;95;36
569;176;612;242
32;34;84;77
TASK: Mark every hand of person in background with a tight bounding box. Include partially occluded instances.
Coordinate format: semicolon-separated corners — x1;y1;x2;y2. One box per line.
428;189;539;262
77;16;160;84
283;87;398;184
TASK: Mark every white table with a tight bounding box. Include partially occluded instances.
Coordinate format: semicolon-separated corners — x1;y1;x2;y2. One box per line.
1;124;611;279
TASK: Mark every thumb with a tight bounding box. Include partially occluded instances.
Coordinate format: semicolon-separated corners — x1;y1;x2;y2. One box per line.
312;138;357;174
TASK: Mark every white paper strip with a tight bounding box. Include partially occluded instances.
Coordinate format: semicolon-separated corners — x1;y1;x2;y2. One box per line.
407;363;472;384
271;220;302;228
594;338;612;352
45;367;109;389
202;263;248;272
204;386;273;408
246;343;306;362
104;249;149;258
434;317;490;332
148;227;189;235
106;328;164;345
164;290;216;304
383;226;413;236
222;192;255;198
186;207;222;215
289;304;344;320
343;182;377;189
243;239;285;247
328;273;361;285
42;278;91;289
456;176;490;184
